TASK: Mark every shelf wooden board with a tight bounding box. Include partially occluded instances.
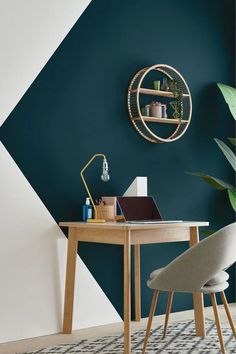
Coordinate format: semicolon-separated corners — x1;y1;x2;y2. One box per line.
133;116;189;124
131;88;189;98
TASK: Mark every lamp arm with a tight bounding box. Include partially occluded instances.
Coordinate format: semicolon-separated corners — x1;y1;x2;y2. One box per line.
80;154;106;220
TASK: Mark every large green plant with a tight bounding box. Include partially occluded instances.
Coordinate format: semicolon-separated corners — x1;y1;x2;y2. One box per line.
188;83;236;211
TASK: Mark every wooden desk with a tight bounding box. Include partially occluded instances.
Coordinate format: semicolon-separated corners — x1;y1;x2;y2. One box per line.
59;221;208;354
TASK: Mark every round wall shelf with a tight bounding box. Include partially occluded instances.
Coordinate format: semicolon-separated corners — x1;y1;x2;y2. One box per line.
127;64;192;143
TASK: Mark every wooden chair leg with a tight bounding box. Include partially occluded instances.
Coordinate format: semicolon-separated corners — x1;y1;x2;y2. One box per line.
142;290;159;354
210;293;226;354
163;291;174;338
220;291;236;338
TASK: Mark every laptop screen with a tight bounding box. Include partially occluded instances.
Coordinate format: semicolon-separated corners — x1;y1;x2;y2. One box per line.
117;196;162;221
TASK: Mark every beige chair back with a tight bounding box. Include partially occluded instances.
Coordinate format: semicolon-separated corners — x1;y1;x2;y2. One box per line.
149;222;236;292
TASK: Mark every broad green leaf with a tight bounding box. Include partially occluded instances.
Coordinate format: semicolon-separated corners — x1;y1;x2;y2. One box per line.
186;172;234;190
228;137;236;146
217;83;236;120
214;138;236;171
228;189;236;212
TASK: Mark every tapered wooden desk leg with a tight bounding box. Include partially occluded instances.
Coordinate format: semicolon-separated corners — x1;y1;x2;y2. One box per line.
190;227;206;337
63;228;78;334
124;231;131;354
192;292;205;337
134;244;141;321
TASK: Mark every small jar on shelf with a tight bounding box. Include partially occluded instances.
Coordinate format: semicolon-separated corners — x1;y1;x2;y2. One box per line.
141;104;150;116
161;104;167;118
150;102;162;118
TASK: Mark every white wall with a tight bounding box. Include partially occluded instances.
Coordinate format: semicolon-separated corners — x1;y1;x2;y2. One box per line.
0;1;121;343
0;0;90;126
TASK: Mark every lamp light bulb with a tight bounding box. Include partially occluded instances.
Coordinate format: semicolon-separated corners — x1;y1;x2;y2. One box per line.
101;158;110;182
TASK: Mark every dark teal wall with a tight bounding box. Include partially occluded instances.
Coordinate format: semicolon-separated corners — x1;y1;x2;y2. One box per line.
0;0;235;318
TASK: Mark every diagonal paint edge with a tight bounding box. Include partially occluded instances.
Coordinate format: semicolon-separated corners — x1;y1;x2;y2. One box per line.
0;142;121;343
0;0;92;127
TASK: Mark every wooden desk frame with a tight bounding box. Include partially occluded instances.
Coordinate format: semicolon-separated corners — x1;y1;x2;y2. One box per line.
59;221;208;354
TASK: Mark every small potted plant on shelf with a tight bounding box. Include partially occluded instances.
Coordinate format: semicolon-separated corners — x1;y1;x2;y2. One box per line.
169;78;184;121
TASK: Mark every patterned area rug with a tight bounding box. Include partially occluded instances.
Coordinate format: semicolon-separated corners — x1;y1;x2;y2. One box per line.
20;320;235;354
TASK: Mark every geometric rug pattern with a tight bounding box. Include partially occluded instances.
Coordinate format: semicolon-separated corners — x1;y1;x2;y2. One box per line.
19;320;236;354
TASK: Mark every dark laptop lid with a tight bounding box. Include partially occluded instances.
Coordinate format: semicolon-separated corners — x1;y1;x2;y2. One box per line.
117;196;162;221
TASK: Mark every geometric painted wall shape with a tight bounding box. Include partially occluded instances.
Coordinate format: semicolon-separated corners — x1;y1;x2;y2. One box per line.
0;143;121;343
0;0;235;343
0;0;91;126
0;0;122;343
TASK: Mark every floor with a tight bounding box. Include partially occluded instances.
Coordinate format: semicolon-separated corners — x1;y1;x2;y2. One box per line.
0;304;235;354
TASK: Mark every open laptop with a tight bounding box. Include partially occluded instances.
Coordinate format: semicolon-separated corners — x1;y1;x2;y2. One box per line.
117;196;183;224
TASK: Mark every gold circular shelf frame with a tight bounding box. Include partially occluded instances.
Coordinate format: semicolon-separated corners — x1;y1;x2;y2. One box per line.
127;64;192;143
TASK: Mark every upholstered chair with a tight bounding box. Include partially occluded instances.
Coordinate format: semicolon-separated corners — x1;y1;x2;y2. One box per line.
142;222;236;354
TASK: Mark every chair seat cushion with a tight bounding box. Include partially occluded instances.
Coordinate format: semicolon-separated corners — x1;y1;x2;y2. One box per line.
149;268;229;293
205;271;229;286
150;267;164;279
201;282;229;294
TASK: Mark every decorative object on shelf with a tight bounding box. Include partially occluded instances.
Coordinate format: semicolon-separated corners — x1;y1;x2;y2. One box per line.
142;104;150;116
162;104;167;118
80;153;110;223
161;77;169;91
150;101;162;118
169;78;184;121
153;80;161;90
127;64;192;143
170;100;181;119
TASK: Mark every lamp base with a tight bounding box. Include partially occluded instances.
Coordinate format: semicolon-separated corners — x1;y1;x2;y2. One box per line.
87;218;106;223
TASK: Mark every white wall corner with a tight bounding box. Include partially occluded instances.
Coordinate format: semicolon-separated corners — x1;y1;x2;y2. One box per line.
0;0;123;342
0;142;121;343
0;0;91;126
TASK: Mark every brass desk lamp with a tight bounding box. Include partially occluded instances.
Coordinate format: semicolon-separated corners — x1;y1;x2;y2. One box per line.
80;153;110;223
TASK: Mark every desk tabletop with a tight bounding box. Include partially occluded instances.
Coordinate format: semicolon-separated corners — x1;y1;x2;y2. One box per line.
59;221;209;230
